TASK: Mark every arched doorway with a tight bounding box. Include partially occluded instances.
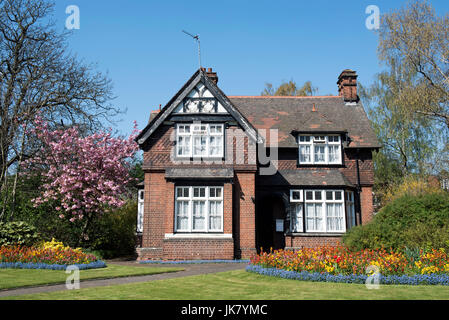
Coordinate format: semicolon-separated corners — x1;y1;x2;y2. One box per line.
256;194;286;253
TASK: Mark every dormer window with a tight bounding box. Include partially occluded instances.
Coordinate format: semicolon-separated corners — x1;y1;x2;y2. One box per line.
298;135;342;165
176;123;224;158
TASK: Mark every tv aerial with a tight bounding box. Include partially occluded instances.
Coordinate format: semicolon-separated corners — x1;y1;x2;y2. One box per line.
182;30;201;69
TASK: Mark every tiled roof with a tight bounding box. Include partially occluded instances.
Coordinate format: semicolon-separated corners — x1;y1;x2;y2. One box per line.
165;167;234;179
229;96;380;148
258;169;354;187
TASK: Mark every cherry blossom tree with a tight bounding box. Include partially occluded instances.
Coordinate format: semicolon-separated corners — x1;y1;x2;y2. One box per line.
22;118;140;245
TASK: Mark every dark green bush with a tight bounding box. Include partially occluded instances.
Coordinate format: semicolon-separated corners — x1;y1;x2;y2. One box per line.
0;221;41;246
343;192;449;251
88;201;138;259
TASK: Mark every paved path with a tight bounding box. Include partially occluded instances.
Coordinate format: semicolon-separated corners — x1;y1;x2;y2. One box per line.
0;261;247;298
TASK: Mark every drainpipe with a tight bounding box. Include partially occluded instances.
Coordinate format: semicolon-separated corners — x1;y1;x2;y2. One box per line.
355;148;362;225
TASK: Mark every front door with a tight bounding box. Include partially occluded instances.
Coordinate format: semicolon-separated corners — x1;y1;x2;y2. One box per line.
257;196;286;253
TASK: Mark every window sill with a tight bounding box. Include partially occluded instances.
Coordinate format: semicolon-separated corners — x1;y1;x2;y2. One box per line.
164;233;232;240
296;164;345;168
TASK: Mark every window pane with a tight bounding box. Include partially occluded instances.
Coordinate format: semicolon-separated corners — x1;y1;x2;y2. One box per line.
209;136;222;156
326;191;333;201
335;191;342;200
209;201;222;230
315;191;322;200
328;145;340;163
292;191;301;201
326;203;335;231
315;204;323;231
299;145;311;163
193;136;207;156
192;201;205;230
306;204;315;231
176;201;189;231
306;191;313;200
327;203;344;232
293;204;303;232
193;187;205;198
314;146;325;163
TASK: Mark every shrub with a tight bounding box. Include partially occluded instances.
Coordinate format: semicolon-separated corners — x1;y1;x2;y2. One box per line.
378;175;444;207
88;201;137;259
343;192;449;251
0;221;41;246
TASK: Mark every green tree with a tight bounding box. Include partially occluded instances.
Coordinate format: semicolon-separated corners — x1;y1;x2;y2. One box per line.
378;0;449;130
261;80;318;96
361;0;449;204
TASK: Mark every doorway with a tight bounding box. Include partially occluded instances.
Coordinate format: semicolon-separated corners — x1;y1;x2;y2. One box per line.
256;195;286;253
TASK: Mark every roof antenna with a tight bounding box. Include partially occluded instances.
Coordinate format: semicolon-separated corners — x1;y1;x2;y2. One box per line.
182;30;201;69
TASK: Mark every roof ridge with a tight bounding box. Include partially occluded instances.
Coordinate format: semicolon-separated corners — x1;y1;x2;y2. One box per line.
228;95;341;99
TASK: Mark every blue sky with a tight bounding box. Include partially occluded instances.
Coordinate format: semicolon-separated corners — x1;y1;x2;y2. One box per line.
52;0;449;136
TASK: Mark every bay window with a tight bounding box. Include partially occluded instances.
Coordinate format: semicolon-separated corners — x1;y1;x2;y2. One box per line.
175;186;223;232
298;135;342;165
176;123;224;158
290;189;347;233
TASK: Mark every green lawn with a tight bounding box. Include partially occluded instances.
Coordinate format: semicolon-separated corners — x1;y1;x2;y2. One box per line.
3;269;449;300
0;264;183;290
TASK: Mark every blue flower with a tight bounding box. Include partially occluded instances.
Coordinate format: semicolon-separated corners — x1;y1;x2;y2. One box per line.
0;260;107;270
246;265;449;286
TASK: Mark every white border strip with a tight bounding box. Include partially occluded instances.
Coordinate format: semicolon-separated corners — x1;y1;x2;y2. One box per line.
164;233;233;240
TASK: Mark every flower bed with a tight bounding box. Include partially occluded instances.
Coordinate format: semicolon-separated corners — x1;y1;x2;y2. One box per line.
246;265;449;286
248;246;449;285
0;239;105;270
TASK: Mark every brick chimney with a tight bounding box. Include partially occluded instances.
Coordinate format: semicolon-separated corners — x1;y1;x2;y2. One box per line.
203;67;218;84
337;69;358;102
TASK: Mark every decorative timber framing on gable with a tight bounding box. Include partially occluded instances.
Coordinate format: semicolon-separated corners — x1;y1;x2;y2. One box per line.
135;68;263;146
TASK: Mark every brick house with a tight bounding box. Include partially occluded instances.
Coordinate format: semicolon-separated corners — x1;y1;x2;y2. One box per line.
135;68;380;260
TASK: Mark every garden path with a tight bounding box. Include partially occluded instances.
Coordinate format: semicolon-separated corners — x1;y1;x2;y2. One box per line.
0;261;247;298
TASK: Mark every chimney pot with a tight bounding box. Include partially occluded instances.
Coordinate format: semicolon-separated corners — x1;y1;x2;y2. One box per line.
205;67;218;85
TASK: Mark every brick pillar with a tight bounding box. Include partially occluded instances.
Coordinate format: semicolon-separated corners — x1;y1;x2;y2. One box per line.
235;171;256;259
360;186;374;224
137;171;165;260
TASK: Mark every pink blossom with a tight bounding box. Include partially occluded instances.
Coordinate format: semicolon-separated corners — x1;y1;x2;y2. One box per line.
23;118;140;223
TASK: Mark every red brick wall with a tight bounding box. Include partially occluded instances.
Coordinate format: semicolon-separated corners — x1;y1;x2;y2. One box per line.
276;148;374;187
162;239;234;260
284;235;342;249
234;172;257;259
138;171;167;260
143;124;257;171
360;186;374;224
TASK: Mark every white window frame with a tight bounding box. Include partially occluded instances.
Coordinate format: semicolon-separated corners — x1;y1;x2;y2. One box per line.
176;123;224;158
137;189;144;233
291;189;346;233
290;189;303;202
298;135;342;165
175;186;224;233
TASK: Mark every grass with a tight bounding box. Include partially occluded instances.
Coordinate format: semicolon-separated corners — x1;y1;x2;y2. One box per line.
3;269;449;300
0;264;183;290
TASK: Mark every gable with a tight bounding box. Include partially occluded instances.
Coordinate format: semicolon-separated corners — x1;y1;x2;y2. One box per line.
173;83;228;114
136;69;261;146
